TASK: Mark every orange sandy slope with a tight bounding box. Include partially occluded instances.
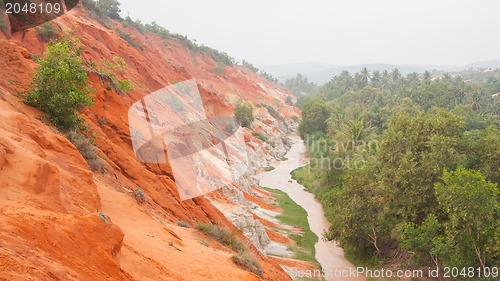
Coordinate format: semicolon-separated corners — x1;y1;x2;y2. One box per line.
0;3;305;281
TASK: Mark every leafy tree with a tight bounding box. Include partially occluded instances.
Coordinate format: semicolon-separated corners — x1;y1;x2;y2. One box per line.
338;70;353;93
434;168;499;269
462;125;500;185
23;32;93;131
423;71;432;80
285;96;293;106
298;99;330;139
235;102;254;128
379;110;464;223
96;0;122;20
325;167;386;256
370;70;381;87
390;68;402;84
284;73;317;96
398;214;441;266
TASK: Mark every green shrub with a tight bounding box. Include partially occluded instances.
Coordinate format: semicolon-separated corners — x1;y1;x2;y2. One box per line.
90;56;135;94
35;22;58;42
97;211;110;223
195;223;246;254
176;221;191;228
240;60;259;73
113;27;139;48
259;70;278;83
252;132;268;142
132;189;146;203
214;62;226;74
231;254;263;277
198;239;210;247
23;32;94;131
98;116;107;125
235;102;254;128
65;130;103;171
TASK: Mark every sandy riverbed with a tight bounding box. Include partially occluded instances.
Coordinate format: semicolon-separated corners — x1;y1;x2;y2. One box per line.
256;136;366;281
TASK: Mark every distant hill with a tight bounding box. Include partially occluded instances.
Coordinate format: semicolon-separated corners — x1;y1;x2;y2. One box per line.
464;59;500;70
259;62;337;79
265;59;500;84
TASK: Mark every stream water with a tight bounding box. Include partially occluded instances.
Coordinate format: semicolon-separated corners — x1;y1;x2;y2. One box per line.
256;137;366;281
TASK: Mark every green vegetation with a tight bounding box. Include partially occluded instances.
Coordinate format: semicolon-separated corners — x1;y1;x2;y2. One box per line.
176;221;191;228
252;132;268;142
113;27;142;49
235;102;254;128
261;187;319;265
256;103;281;120
231;254;263;277
195;238;209;247
195;222;263;275
89;56;135;94
195;223;246;254
97;211;110;224
263;166;276;172
297;99;330;139
98;116;107;125
94;0;122;20
214;61;226;74
0;4;8;31
123;18;235;66
240;60;259;73
285;73;318;96
35;22;58;42
65;130;103;171
132;189;145;204
83;0;275;84
259;70;278;83
292;68;500;270
23;32;94;131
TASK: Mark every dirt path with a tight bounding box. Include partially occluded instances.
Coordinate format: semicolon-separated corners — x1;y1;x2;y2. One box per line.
256;136;366;281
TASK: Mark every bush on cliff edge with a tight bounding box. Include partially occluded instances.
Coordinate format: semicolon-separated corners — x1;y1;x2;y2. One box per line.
23;31;94;132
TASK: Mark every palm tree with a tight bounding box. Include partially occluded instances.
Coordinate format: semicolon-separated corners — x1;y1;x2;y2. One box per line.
406;72;419;84
471;91;483;111
360;67;370;88
338;70;352;93
390;68;402;84
371;70;381;87
380;70;390;89
423;71;432;80
337;116;374;151
326;106;345;137
442;73;452;82
354;73;364;90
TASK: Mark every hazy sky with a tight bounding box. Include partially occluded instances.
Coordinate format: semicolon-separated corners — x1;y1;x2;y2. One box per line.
118;0;500;67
